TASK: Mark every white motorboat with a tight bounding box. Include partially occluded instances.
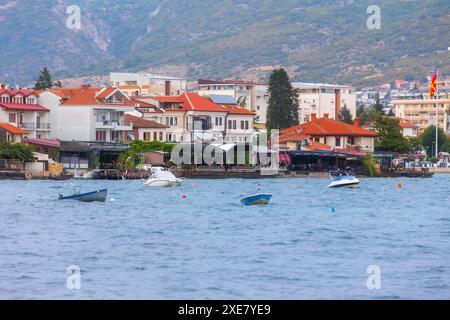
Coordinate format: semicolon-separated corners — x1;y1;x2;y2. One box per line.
328;171;360;188
144;167;182;188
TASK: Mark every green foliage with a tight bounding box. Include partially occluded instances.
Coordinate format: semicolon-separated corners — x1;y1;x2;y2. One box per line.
420;126;447;157
118;140;175;169
358;109;382;126
372;98;385;114
374;115;411;153
339;104;354;124
0;142;35;161
34;67;60;90
363;153;377;177
266;68;299;131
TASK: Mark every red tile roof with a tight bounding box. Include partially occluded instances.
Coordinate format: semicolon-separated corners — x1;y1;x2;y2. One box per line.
0;123;27;135
398;119;418;128
0;103;49;112
124;115;169;129
48;86;137;107
282;117;378;137
0;89;37;97
220;104;256;115
178;93;228;112
23;138;60;148
304;141;332;151
150;96;184;103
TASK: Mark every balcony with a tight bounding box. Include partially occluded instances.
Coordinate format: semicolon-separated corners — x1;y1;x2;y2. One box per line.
19;122;51;130
113;122;132;131
95;121;114;129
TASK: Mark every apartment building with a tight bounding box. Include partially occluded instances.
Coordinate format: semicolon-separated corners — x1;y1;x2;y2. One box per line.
110;72;187;97
133;93;256;143
293;83;356;124
196;79;269;125
38;86;146;143
0;86;50;140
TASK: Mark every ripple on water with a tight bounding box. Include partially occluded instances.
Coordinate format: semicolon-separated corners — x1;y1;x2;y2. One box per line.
0;176;450;299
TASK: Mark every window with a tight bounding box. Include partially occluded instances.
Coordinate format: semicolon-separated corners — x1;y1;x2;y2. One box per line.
153;132;158;141
335;137;341;147
215;117;223;126
241;121;245;130
96;130;107;142
166;117;177;126
9;113;16;123
26;97;36;104
166;133;177;142
245;121;249;130
348;137;355;145
159;132;163;141
143;132;151;142
1;95;9;103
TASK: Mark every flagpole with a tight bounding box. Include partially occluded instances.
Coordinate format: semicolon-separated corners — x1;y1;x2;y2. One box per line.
435;70;439;158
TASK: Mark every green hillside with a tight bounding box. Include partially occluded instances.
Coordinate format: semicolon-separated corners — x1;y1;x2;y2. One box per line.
0;0;449;86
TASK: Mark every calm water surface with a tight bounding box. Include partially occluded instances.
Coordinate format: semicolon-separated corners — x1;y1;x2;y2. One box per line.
1;175;450;299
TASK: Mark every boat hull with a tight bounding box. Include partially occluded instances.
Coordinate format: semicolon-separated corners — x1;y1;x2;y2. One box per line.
241;194;273;206
144;179;182;188
328;178;360;189
59;189;108;202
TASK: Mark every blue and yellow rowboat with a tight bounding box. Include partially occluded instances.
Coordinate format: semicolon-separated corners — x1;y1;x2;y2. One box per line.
241;193;272;206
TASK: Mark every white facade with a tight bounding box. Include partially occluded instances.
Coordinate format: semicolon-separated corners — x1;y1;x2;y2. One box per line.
38;90;133;143
293;83;356;124
110;72;187;96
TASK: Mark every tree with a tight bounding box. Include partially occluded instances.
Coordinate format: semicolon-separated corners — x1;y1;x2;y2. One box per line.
420;126;447;157
339;104;354;124
34;67;60;90
237;96;248;107
0;142;35;161
266;68;299;130
372;97;384;114
373;115;411;153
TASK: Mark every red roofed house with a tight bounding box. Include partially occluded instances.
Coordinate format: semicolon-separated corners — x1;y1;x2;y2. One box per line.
134;93;256;143
38;85;145;143
0;87;50;140
124;114;169;142
280;113;378;152
398;119;419;138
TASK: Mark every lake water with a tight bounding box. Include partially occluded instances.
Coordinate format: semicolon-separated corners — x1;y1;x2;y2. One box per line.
1;175;450;300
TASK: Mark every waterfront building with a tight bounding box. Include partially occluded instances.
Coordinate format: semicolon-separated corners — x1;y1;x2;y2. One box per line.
134;93;256;143
110;72;187;97
279;113;377;153
124;114;169;142
38;85;147;143
293;82;357;124
0;87;50;140
196;79;269;125
392;98;450;134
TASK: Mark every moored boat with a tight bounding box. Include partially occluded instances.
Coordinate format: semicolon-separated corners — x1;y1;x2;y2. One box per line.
144;167;182;188
328;171;360;188
241;193;273;206
58;189;108;202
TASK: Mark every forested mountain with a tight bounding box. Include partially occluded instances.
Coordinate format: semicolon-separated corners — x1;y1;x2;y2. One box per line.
1;0;449;86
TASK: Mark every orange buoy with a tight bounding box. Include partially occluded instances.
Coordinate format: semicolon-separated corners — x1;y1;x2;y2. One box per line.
396;182;403;189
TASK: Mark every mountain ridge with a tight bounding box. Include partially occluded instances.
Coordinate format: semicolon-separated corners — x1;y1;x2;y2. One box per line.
0;0;449;86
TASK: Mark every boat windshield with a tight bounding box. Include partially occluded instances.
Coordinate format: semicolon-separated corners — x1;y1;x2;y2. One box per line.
151;170;177;180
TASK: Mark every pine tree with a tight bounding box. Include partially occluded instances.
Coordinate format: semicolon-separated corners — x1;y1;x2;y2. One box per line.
266;68;299;130
339;104;354;124
34;67;58;90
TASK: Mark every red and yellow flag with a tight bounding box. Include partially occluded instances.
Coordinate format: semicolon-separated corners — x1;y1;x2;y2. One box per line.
430;72;437;97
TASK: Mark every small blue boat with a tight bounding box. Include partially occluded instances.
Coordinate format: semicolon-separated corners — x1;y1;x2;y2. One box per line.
58;189;108;202
241;193;272;206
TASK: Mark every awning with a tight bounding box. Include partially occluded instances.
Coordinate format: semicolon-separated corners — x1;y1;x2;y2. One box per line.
24;138;60;148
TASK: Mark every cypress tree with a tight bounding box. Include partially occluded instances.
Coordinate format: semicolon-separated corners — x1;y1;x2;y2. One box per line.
266;68;299;130
34;67;57;90
339;104;354;124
